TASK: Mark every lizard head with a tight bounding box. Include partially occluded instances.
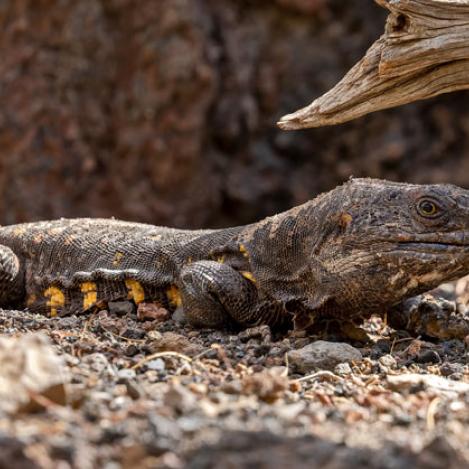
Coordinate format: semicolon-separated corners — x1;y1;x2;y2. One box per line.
316;178;469;316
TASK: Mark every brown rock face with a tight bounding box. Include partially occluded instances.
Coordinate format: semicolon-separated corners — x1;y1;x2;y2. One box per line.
0;1;468;228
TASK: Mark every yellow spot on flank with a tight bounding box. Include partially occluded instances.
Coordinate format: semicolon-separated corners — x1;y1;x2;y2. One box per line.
113;251;124;266
81;282;98;310
216;255;225;264
339;212;353;230
166;284;182;308
13;227;26;236
125;279;145;304
239;244;249;258
44;286;65;318
33;233;43;244
26;294;37;307
241;271;256;283
63;235;75;245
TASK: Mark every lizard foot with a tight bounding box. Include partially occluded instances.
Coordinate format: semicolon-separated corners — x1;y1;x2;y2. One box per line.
388;294;469;340
179;261;258;329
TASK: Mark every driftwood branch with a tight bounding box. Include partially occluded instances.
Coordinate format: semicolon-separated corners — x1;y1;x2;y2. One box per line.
278;0;469;130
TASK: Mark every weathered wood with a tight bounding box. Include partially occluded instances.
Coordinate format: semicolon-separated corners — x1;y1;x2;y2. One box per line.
278;0;469;129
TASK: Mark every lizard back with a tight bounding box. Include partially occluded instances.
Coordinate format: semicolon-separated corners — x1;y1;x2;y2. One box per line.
0;218;229;316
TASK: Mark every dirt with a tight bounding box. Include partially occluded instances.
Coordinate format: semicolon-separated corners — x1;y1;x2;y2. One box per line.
0;283;467;468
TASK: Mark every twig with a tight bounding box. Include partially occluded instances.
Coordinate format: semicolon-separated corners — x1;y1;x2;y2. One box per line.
390;336;419;354
283;352;289;377
426;396;441;431
296;370;343;383
192;347;214;360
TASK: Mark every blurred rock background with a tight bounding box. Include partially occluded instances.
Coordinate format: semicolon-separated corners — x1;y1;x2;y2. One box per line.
0;0;468;228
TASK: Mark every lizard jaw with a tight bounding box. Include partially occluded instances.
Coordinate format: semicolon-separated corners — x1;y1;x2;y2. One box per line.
396;242;469;254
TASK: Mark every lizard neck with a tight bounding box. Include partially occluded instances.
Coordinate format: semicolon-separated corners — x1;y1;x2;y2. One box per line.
237;195;333;306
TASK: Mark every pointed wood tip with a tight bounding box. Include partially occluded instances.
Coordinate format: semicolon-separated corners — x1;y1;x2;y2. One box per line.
277;105;323;130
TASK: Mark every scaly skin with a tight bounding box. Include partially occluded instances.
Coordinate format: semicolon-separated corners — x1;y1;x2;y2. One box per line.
0;178;468;334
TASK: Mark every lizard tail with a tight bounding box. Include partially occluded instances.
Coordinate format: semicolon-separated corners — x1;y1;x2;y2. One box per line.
0;245;21;305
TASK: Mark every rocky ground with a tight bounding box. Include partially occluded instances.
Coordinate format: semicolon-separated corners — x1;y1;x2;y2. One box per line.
0;283;468;468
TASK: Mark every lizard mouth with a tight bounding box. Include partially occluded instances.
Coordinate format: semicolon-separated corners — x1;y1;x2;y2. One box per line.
394;231;469;251
396;241;469;254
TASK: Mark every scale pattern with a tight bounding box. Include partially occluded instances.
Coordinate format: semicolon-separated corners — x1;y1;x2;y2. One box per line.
0;178;468;332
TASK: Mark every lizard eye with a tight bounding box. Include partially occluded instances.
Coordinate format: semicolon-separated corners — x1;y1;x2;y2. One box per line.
417;199;441;218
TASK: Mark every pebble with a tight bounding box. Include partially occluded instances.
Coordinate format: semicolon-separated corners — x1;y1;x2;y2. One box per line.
108;301;136;316
146;358;166;371
287;341;363;372
334;363;353;375
379;354;397;368
415;350;440;364
147;330;163;341
164;384;197;414
448;373;463;381
370;343;390;360
0;333;68;413
440;363;464;376
117;368;137;381
137;303;170;322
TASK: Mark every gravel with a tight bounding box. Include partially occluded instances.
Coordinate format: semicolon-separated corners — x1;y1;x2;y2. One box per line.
0;285;467;467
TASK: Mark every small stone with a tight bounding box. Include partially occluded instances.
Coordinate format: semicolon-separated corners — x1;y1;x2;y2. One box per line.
287;340;362;372
146;358;165;371
83;353;111;373
124;380;144;400
0;435;38;468
379;354;397;368
440;363;463;376
416;350;440;364
448;373;463;381
370;339;391;359
125;345;139;357
334;362;352;375
164;384;197;413
147;330;163;341
137;302;170;322
0;333;68;413
241;369;289;403
149;332;204;356
108;301;136;316
121;327;146;340
117;368;137;381
393;412;413;426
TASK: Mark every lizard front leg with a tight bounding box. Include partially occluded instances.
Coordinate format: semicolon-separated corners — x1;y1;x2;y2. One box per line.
179;261;258;329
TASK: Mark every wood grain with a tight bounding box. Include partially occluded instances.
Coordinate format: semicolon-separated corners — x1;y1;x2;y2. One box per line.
278;0;469;129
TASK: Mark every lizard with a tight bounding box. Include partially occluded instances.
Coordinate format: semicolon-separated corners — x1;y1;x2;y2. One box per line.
0;178;468;337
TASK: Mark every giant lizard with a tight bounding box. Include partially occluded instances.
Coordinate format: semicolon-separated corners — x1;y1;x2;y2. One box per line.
0;178;468;336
